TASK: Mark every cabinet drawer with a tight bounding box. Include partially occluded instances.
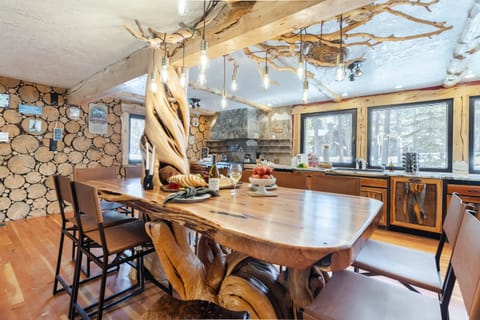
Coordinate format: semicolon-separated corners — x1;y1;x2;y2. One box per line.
447;184;480;197
360;177;387;188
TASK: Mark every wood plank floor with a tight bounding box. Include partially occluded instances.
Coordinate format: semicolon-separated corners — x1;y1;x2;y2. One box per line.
0;215;469;319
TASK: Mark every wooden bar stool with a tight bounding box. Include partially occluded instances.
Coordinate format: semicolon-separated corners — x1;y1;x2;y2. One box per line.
73;166;134;216
68;181;154;320
303;209;480;320
52;175;135;296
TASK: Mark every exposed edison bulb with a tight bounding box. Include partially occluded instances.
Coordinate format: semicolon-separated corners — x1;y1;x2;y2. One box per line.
302;80;309;103
198;72;206;86
177;0;187;16
231;78;238;92
199;39;208;72
297;54;304;79
180;67;187;88
150;72;157;93
161;56;169;83
221;91;227;109
263;66;270;90
336;54;345;82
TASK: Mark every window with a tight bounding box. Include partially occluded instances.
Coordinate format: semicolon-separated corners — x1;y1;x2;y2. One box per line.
301;109;357;166
469;96;480;173
128;114;145;164
368;100;452;171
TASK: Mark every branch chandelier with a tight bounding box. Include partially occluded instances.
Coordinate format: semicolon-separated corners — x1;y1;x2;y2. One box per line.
126;1;452;103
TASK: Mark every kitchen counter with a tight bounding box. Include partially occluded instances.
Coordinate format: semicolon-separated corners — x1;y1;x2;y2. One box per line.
242;163;480;181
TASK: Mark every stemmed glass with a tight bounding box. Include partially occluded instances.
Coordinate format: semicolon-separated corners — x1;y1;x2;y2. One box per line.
229;163;243;194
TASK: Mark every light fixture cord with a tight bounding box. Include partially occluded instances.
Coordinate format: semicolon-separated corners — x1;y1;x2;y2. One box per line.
163;33;167;57
182;41;185;67
223;55;226;92
300;28;303;57
202;0;206;40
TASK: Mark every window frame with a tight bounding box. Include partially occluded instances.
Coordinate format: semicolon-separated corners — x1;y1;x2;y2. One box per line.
367;99;453;172
469;96;480;173
300;108;357;168
127;113;145;165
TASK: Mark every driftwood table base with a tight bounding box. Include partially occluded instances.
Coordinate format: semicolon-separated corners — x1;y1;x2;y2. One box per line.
91;178;382;319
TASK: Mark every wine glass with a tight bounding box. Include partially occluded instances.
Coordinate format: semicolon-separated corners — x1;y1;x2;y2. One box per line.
229;163;243;194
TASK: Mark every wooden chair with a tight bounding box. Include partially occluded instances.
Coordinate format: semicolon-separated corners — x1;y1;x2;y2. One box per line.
303;209;480;320
52;175;135;295
74;166;134;216
274;171;306;189
68;181;154;320
310;175;361;196
124;165;143;178
353;192;466;293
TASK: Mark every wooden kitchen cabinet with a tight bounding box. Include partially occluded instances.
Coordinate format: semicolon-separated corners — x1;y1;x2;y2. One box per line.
360;177;388;227
390;176;443;234
446;180;480;216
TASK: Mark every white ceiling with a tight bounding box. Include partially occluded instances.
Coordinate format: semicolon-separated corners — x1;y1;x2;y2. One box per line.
0;0;478;112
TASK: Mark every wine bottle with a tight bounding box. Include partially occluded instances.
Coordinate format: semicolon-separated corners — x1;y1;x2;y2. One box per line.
208;155;220;191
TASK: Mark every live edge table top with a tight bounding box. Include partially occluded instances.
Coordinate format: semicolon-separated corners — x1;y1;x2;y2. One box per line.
88;178;383;270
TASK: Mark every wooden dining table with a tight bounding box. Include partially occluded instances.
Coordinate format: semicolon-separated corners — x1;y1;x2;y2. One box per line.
87;177;383;317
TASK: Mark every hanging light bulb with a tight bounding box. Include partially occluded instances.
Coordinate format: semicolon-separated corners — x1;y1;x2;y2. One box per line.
302;80;309;103
336;54;345;81
231;65;238;93
297;28;304;80
180;67;187;88
336;15;345;82
199;0;208;73
263;50;270;90
177;0;187;16
198;72;206;86
150;71;157;93
161;55;169;83
221;90;227;109
199;39;208;72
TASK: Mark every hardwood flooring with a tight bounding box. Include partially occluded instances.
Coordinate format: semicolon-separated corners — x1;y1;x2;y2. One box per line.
0;215;469;319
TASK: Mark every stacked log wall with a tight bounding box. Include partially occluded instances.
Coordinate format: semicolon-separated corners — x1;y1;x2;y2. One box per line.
0;76;124;223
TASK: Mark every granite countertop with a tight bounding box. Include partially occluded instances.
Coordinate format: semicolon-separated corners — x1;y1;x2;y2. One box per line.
241;163;480;182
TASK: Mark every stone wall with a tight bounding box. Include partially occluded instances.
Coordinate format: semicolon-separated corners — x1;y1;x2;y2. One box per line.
0;76;123;223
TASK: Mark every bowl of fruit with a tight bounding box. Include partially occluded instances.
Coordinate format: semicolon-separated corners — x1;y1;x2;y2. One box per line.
249;165;276;195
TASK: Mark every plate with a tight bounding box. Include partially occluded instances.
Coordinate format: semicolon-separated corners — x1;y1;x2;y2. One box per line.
171;193;211;203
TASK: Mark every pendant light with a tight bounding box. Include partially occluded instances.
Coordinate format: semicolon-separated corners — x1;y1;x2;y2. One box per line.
297;28;304;80
180;41;187;88
231;64;238;92
336;15;345;82
263;50;270;90
161;34;169;83
221;55;227;109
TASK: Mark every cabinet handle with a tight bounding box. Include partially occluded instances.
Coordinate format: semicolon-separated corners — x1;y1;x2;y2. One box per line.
467;189;480;194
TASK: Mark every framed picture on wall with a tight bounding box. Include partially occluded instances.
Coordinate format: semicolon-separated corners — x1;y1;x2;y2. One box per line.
88;103;108;134
53;128;63;141
29;119;42;133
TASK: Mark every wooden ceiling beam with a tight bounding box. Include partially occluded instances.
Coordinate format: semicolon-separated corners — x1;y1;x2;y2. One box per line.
67;0;373;105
